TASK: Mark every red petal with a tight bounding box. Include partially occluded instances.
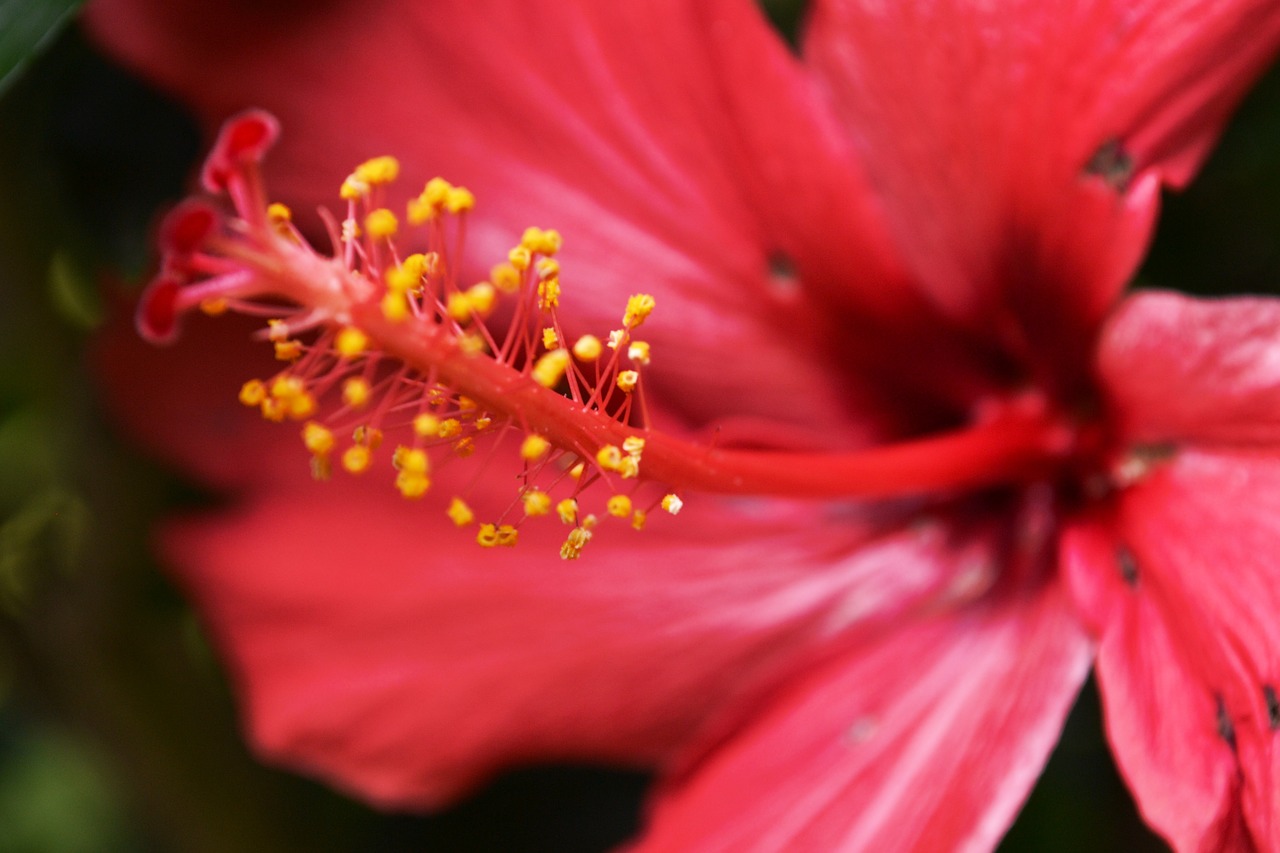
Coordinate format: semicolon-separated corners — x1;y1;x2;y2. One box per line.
1099;291;1280;445
636;579;1092;851
1063;448;1280;850
804;0;1280;374
158;485;999;809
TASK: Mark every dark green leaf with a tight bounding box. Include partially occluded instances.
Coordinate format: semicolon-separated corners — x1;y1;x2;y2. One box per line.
0;0;84;98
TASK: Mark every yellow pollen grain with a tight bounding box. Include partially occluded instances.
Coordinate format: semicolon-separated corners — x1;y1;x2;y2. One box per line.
354;155;400;186
616;370;639;394
475;416;493;431
382;291;410;322
286;392;316;421
446;497;475;527
342;377;371;409
628;341;651;365
632;510;647;531
342;444;371;474
339;175;367;200
523;490;552;516
457;396;477;411
476;523;499;548
260;398;286;422
274;340;303;361
623;293;656;328
335;327;368;358
267;202;292;223
413;413;441;437
302;422;334;456
521;434;551;461
445;186;475;213
535;258;560;280
607;329;625;350
466;282;497;316
365;208;399;239
556;498;578;525
496;525;519;547
508;246;531;271
537;278;561;310
540;229;563;255
616;456;640;479
661;493;683;515
458;333;487;356
491;262;522;293
542;327;559;349
532;348;571;388
396;470;430;499
596;444;623;471
353;425;383;450
394;446;429;475
623;436;646;457
438;418;462;439
200;298;228;316
572;335;602;361
606;494;632;518
453;437;476;457
239;379;266;407
423;177;453;207
560;526;592;560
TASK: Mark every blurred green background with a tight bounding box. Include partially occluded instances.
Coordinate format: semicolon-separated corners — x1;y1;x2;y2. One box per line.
0;1;1276;850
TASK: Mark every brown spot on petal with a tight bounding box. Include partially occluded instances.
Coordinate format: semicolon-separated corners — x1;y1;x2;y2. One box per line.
1116;545;1139;588
1264;685;1280;731
1216;695;1237;752
1084;138;1135;192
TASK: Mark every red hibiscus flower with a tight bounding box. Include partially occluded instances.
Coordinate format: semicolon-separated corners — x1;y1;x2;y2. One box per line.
84;0;1280;849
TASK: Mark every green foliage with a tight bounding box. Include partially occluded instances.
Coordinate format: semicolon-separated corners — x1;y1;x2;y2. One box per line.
0;0;84;97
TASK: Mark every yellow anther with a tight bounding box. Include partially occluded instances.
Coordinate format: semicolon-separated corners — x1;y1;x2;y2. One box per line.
542;327;559;349
560;526;592;560
537;277;561;310
475;416;493;431
393;446;430;475
445;186;475;213
616;370;639;394
607;494;632;518
491;262;522;293
458;333;487;356
386;265;418;293
365;208;399;239
335;327;369;358
446;497;475;527
582;513;599;530
476;523;499;548
453;436;476;457
523;490;552;516
354;155;400;186
260;397;287;422
521;434;551;461
521;227;545;251
623;293;656;328
270;375;303;398
405;252;436;278
535;258;560;280
539;229;563;256
496;525;519;547
239;379;266;407
274;340;303;361
267;202;292;223
310;455;332;482
286;391;316;421
508;246;531;271
661;494;683;515
302;422;335;456
556;498;578;525
569;461;586;480
341;377;371;409
532;348;571;388
457;396;477;411
466;282;497;316
446;292;472;322
438;418;462;439
423;177;453;207
596;444;623;471
413;413;441;437
616;455;640;479
572;334;602;361
396;470;430;499
382;291;409;322
628;341;651;365
200;298;228;316
632;510;647;531
623;436;646;457
607;329;626;350
267;319;289;341
353;424;383;449
339;175;367;200
342;444;371;474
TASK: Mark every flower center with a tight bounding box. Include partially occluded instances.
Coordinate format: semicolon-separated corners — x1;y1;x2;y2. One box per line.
139;110;1078;557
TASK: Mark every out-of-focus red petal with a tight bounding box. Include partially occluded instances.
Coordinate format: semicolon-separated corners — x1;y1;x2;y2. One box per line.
81;0;939;437
1099;291;1280;445
804;0;1280;380
94;299;293;490
635;578;1092;852
160;483;997;808
1063;448;1280;850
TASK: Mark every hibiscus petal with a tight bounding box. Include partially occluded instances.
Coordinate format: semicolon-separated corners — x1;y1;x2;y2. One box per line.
1063;448;1280;850
804;0;1280;375
635;578;1091;852
1099;290;1280;445
82;0;938;436
160;481;1002;809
